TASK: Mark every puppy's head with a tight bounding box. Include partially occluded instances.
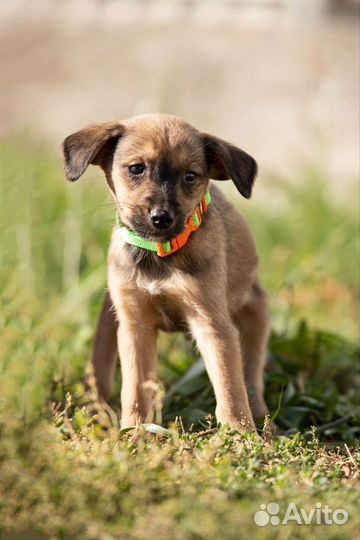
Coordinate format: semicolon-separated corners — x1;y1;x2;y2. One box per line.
63;114;257;241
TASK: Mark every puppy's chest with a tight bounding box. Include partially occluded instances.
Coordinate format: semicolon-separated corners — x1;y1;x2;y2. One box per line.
136;275;168;296
135;274;188;332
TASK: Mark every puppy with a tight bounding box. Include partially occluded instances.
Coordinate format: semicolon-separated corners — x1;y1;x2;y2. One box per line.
63;114;270;433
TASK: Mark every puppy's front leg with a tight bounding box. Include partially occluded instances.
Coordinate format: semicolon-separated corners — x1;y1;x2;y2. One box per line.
187;307;256;434
113;292;158;429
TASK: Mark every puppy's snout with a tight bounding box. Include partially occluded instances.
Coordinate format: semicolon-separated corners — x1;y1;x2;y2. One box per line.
150;208;174;229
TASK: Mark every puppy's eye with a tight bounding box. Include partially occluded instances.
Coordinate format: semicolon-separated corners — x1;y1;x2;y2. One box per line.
184;171;197;184
128;163;146;175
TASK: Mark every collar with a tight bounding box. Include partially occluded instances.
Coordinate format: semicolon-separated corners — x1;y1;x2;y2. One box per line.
117;191;211;258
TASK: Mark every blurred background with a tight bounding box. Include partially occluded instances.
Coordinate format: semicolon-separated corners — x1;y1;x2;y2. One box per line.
1;0;358;185
0;0;359;423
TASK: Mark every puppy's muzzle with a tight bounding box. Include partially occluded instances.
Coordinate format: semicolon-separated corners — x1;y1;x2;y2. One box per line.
150;208;175;230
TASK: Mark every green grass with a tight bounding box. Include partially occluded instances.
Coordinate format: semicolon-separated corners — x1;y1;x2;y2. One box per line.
0;139;359;539
1;415;359;540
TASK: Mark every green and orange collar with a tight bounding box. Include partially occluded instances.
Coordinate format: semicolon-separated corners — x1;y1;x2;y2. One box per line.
117;191;211;258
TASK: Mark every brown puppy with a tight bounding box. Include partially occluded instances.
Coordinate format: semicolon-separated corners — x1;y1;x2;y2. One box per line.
63;114;270;433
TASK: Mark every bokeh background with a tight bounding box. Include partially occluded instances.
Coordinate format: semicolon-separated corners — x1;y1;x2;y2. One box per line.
1;0;359;185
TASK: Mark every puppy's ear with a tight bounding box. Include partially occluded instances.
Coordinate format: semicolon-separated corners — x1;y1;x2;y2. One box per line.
202;133;257;199
62;122;124;181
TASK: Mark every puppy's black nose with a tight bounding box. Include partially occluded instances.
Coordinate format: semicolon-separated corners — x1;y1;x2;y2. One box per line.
150;209;174;229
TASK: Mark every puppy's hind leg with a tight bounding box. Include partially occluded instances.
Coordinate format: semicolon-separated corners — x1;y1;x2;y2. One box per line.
92;291;118;401
234;282;270;421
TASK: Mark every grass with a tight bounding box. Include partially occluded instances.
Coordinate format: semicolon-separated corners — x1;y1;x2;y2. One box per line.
0;138;359;539
1;414;359;540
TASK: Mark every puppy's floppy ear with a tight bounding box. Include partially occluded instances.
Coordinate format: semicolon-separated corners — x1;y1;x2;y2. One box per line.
202;133;257;199
62;122;124;181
